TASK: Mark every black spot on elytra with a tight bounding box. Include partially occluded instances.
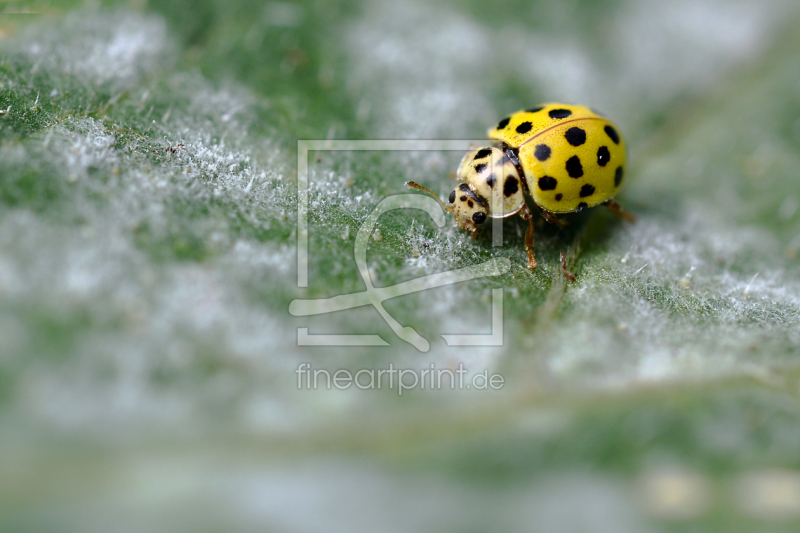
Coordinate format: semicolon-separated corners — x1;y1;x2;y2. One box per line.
468;200;474;208
549;108;572;119
526;106;544;113
504;176;519;197
580;184;595;197
486;174;496;188
564;127;586;146
448;191;456;204
555;193;563;201
538;176;557;191
577;202;588;211
497;116;511;129
597;146;610;167
604;125;620;144
472;212;486;224
474;163;487;174
516;121;533;134
615;166;624;187
460;196;467;202
566;155;583;178
534;144;551;161
474;148;492;160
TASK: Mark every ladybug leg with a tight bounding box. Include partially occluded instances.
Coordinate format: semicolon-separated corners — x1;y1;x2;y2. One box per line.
605;199;636;222
536;205;568;228
560;252;576;282
519;205;536;269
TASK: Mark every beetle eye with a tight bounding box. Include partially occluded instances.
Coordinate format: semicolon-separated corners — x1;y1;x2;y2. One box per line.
448;190;456;204
472;212;487;224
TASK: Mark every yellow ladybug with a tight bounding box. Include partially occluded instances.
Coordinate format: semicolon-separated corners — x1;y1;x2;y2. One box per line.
408;102;634;272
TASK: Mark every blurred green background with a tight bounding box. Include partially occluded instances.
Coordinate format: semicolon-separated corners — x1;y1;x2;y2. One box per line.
3;0;800;531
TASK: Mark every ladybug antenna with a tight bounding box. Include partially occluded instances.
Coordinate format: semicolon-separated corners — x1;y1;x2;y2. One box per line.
406;181;454;212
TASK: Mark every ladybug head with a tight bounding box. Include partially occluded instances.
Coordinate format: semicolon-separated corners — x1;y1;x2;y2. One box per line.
406;181;488;233
448;183;488;231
